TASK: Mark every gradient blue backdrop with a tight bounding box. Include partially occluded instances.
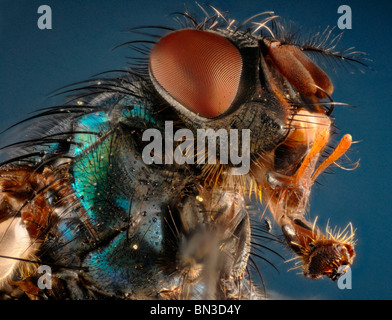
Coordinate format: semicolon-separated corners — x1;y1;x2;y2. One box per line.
1;0;391;300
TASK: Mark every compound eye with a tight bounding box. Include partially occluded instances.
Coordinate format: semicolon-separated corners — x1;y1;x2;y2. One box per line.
149;29;243;118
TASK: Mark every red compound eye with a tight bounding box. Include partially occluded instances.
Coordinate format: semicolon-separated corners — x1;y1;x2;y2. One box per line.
149;29;243;118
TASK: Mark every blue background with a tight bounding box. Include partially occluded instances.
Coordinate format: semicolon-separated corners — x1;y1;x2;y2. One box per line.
1;0;391;300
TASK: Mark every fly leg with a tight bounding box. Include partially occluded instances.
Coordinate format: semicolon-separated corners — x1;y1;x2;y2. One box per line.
160;182;258;299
